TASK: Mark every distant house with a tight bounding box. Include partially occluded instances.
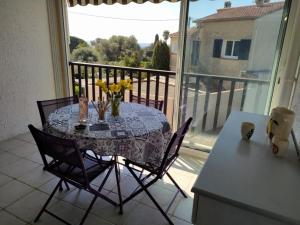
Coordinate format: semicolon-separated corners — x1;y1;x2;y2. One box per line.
169;27;199;72
170;1;284;79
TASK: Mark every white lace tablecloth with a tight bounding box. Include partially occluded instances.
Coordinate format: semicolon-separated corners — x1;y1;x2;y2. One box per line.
47;102;172;166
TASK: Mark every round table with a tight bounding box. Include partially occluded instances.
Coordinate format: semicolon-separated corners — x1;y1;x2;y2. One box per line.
47;102;172;166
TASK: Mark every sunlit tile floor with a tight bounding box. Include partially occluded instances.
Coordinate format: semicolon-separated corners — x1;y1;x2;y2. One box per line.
0;132;207;225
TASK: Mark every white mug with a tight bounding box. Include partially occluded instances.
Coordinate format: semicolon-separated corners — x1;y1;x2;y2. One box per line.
241;122;255;140
267;107;295;140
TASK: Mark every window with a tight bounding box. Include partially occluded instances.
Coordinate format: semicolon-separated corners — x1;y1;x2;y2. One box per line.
223;40;240;59
191;40;200;65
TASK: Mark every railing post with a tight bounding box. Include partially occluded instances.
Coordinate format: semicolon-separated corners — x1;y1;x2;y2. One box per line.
121;70;125;101
240;82;248;111
163;75;169;114
71;63;76;97
226;81;236;119
91;66;95;101
129;71;133;102
138;71;142;103
78;65;82;97
180;74;189;126
113;69;117;84
213;80;223;130
84;65;89;99
192;76;200;132
146;72;150;106
202;77;211;131
98;67;102;100
155;74;159;109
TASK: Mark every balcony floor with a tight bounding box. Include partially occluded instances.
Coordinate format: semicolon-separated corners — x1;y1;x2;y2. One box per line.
0;132;207;225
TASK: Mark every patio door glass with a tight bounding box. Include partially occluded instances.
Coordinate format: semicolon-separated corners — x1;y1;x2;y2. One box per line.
177;0;291;151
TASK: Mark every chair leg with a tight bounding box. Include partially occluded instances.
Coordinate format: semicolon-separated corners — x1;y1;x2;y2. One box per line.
34;179;62;222
166;172;187;198
128;167;174;225
64;180;70;191
138;168;144;179
114;158;123;214
99;165;113;191
79;195;97;225
59;182;63;192
79;168;113;225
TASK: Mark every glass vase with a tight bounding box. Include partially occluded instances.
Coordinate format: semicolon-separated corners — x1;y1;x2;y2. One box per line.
111;96;121;117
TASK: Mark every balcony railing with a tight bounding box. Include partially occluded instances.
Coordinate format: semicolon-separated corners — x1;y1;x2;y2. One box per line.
69;61;269;133
69;61;176;115
181;73;269;132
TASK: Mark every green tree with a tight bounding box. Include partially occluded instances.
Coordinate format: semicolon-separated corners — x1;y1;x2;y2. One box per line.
71;47;99;63
154;34;159;45
151;40;170;70
91;35;142;66
69;36;88;53
162;30;170;42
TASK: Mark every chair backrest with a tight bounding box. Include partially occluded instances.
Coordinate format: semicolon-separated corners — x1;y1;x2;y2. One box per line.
37;96;78;126
28;124;88;185
131;95;163;111
158;117;193;174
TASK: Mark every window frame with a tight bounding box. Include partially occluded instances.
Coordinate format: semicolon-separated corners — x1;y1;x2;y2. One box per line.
191;40;200;66
222;40;240;59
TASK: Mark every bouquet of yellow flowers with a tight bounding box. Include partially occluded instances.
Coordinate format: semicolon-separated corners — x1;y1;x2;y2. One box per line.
95;79;132;117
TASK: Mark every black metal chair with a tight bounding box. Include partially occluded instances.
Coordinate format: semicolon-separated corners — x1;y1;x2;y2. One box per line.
28;125;118;225
37;96;78;127
122;117;193;225
131;95;164;111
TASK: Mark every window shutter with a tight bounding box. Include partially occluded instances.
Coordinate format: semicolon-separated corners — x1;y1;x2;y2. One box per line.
213;39;223;58
238;39;251;60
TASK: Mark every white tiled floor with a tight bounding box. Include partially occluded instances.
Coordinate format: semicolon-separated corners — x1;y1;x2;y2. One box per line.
0;132;207;225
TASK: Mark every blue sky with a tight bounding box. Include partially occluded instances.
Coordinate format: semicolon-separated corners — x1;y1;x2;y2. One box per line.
67;0;281;43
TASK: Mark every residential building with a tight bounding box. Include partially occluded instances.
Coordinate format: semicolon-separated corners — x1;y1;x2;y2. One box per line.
170;1;284;79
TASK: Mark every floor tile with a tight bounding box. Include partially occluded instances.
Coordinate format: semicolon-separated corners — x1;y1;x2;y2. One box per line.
84;214;115;225
31;213;65;225
0;158;40;178
38;178;75;199
62;188;96;210
0;139;27;152
0;151;22;168
172;216;193;225
15;132;35;144
0;210;27;225
0;180;33;208
138;184;179;211
91;191;137;225
0;133;205;225
111;173;140;198
90;169;117;192
48;200;86;225
18;166;54;188
6;190;57;223
171;197;193;223
122;202;171;225
0;173;13;187
9;142;38;158
24;152;44;165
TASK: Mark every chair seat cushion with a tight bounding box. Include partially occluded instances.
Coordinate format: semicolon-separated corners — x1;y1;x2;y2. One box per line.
48;157;113;185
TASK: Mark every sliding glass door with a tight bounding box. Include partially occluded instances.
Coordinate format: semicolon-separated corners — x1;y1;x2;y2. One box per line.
176;0;291;151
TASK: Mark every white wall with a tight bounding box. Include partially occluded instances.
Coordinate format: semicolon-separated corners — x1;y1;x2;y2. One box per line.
0;0;56;141
247;10;283;75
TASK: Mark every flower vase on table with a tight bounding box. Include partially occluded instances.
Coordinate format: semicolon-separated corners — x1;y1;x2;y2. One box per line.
95;97;109;121
95;79;132;117
111;95;122;117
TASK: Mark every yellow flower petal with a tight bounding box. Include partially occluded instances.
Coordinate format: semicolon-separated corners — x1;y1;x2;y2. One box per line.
95;80;103;87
